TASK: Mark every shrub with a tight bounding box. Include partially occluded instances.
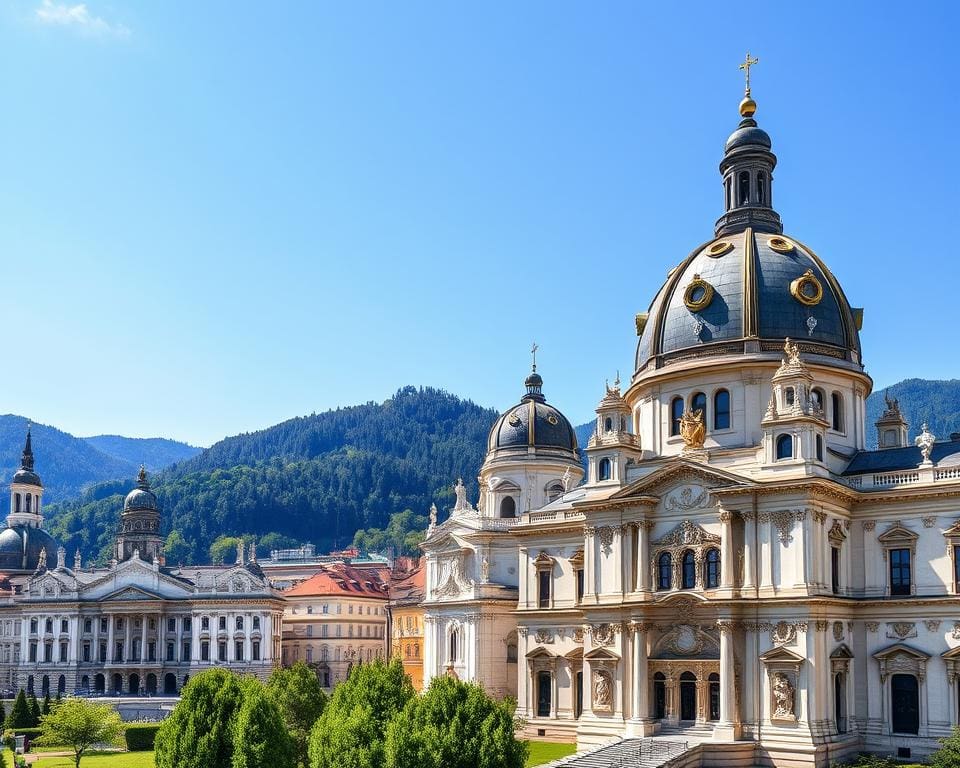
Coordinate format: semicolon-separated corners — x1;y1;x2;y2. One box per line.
125;723;161;751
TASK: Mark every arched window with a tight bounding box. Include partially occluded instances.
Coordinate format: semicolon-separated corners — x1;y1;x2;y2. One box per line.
506;643;517;663
738;171;750;205
681;550;696;589
449;629;459;663
811;387;825;414
546;483;564;502
725;177;732;210
499;496;516;519
691;392;707;423
704;548;720;589
598;458;612;481
831;392;844;432
25;494;31;514
757;172;766;205
713;389;730;430
670;397;684;437
776;434;793;460
413;643;419;659
14;494;20;514
604;417;613;432
816;434;824;462
657;552;672;590
784;387;795;407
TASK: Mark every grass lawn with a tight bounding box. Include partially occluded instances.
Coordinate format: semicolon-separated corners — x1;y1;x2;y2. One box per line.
525;740;576;767
31;752;154;768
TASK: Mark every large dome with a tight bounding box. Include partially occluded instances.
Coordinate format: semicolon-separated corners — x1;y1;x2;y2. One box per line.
124;466;157;511
487;370;578;455
635;229;862;373
634;93;862;376
0;525;59;572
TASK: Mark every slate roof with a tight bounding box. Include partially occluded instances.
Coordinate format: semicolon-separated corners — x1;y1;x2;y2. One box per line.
842;439;960;476
389;564;424;606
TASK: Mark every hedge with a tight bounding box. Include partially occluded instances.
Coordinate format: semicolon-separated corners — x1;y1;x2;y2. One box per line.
124;724;161;751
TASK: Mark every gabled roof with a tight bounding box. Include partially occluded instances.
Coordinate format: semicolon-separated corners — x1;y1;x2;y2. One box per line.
607;459;753;501
843;439;960;476
389;564;425;604
872;642;929;660
284;563;389;599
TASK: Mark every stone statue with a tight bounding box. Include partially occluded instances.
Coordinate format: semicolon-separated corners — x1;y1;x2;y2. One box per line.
453;478;470;511
74;550;82;570
476;476;485;514
680;408;706;450
562;466;573;492
480;555;490;583
236;539;245;566
36;547;47;572
915;423;935;465
783;338;801;366
771;673;795;719
594;672;611;709
428;503;438;531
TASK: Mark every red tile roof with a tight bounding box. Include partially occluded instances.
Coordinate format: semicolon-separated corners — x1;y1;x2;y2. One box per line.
283;563;390;598
389;563;425;604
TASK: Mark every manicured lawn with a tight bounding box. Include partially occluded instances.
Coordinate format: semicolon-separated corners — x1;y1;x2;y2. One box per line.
525;740;576;767
31;752;154;768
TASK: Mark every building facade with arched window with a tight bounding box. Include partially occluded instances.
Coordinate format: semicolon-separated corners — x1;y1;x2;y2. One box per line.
389;563;425;690
422;80;960;767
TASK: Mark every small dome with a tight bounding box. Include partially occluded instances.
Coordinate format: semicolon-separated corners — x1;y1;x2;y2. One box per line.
0;526;60;572
11;469;42;488
124;466;157;512
487;370;578;455
725;119;771;152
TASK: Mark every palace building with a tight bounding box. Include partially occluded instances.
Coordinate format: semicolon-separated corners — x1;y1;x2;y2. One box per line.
421;66;960;766
0;431;284;697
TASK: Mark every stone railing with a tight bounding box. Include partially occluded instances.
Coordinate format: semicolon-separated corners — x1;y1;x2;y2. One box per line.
845;465;960;491
522;509;586;525
587;431;641;449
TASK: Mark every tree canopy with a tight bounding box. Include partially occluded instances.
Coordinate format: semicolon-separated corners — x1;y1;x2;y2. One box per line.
231;682;296;768
266;662;326;768
36;698;124;768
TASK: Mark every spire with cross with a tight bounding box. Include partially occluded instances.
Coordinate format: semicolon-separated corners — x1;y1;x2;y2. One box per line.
739;51;759;96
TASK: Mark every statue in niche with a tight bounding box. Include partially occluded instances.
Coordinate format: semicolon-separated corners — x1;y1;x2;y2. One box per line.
771;673;795;719
594;671;611;709
680;409;706;449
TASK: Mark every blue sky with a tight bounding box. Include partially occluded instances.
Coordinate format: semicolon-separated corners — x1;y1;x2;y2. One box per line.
1;1;957;447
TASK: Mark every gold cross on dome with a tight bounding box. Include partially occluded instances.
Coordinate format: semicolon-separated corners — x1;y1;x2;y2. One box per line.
739;52;759;95
530;342;539;371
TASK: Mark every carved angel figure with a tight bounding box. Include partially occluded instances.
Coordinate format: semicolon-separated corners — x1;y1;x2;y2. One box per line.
679;409;706;449
594;672;611;708
453;478;470;511
783;338;801;366
771;673;795;718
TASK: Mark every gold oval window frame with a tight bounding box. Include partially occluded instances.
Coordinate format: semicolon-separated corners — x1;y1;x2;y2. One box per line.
546;414;559;426
707;240;732;257
683;274;714;312
790;269;823;307
768;236;795;253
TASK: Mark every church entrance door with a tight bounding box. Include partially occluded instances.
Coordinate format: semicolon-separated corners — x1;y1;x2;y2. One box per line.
679;672;697;721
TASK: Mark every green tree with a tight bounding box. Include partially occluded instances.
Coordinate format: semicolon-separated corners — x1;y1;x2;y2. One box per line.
42;694;51;715
154;668;247;768
164;530;192;564
933;727;960;768
385;676;527;768
353;510;428;557
308;658;414;768
35;697;124;768
232;682;295;768
28;694;41;726
8;690;32;728
209;535;242;565
266;663;326;767
0;699;6;727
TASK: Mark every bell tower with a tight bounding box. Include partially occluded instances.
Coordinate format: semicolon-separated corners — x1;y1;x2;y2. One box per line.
8;428;44;529
116;466;164;563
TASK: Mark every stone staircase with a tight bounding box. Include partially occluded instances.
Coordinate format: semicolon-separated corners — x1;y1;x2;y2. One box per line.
655;723;716;744
544;738;691;768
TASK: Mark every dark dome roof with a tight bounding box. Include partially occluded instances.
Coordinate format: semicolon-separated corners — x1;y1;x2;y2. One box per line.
635;229;862;373
725;121;771;152
487;371;578;455
124;487;157;512
12;469;42;487
0;526;59;572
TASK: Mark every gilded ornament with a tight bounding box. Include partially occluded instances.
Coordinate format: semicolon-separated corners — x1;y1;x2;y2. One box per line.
635;312;649;336
707;240;733;257
768;236;795;253
683;274;714;312
679;409;706;450
790;269;823;307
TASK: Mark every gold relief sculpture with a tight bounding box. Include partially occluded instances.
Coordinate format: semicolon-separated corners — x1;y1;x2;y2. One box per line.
635;312;649;336
679;409;706;449
707;240;732;257
790;269;823;307
683;275;714;312
768;236;795;253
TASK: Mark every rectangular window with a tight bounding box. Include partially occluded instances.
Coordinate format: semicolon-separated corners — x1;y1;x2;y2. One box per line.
100;617;107;633
252;641;260;661
166;643;175;662
83;619;92;633
890;548;911;596
30;619;37;634
167;618;176;632
201;641;209;661
954;546;960;593
99;643;106;662
148;642;156;662
253;616;260;630
576;569;585;603
115;642;123;662
61;619;69;634
59;642;67;662
235;641;244;661
538;570;551;608
82;643;90;662
218;642;227;662
44;643;52;663
183;642;191;661
29;643;37;662
184;617;192;632
116;618;123;630
831;547;841;595
202;617;209;631
219;616;227;630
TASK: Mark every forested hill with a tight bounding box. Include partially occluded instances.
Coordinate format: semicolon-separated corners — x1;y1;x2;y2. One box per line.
865;378;960;448
0;416;139;502
82;435;201;471
44;387;498;565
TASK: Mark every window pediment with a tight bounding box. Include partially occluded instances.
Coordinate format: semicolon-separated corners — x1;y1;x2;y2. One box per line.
830;643;854;660
827;520;847;544
653;520;720;549
873;642;928;682
877;521;918;547
533;551;556;570
759;646;805;665
944;520;960;541
568;549;584;568
584;647;620;661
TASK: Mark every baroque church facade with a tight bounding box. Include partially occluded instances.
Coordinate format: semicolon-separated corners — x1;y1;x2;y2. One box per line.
0;433;284;697
422;78;960;765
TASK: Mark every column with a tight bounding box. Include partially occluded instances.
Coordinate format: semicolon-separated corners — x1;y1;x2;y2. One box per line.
759;515;774;591
793;512;808;588
107;615;115;663
715;620;740;740
622;524;634;596
629;624;653;735
92;615;100;665
516;627;528;716
742;512;757;593
719;509;735;592
637;520;651;592
584;528;596;598
140;615;147;664
518;548;528;607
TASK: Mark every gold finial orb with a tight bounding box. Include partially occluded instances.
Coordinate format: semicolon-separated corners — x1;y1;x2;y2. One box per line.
739;95;757;117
